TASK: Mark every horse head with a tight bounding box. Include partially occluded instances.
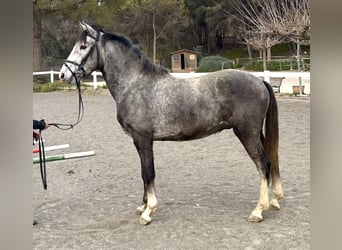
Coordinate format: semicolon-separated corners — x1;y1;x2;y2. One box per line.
59;21;101;83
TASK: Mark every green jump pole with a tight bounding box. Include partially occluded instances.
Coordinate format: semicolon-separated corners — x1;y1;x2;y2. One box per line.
33;151;95;164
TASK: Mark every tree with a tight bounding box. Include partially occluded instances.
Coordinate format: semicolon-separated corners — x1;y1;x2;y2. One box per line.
224;0;310;70
184;0;230;55
33;0;88;71
204;4;231;54
33;0;123;71
115;0;188;65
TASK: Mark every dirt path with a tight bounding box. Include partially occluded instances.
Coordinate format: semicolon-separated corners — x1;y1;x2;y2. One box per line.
33;91;310;250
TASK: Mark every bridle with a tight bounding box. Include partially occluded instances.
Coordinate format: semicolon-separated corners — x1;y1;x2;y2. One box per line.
64;30;101;80
49;29;101;130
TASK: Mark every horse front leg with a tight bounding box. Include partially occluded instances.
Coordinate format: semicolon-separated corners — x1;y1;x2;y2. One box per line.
133;134;157;225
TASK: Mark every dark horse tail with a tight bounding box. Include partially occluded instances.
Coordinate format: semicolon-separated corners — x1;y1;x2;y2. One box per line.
262;81;279;186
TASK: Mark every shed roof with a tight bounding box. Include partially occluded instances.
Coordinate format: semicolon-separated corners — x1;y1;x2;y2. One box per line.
170;49;199;55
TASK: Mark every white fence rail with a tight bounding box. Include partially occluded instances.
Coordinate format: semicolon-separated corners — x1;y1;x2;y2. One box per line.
90;70;310;90
33;70;310;93
33;70;60;83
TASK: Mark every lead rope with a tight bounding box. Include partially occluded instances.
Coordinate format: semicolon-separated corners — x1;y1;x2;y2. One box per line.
36;69;83;190
38;130;47;190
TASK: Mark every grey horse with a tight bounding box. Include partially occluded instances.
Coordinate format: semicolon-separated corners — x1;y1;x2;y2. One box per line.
59;21;283;225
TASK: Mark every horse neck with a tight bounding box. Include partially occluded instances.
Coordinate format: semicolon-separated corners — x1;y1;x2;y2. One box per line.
101;47;146;101
100;41;170;102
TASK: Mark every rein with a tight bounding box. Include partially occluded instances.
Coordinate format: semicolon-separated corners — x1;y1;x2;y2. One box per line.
50;30;100;130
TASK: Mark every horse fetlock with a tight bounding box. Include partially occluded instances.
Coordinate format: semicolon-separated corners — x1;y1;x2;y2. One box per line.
146;193;158;211
146;202;157;214
275;190;284;200
272;182;284;199
148;199;158;211
261;200;270;211
257;196;269;211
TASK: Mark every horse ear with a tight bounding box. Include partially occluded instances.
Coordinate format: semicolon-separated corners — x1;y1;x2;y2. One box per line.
80;21;91;31
79;21;86;31
79;21;97;38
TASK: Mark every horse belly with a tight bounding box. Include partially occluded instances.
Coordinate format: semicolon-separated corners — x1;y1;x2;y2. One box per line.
151;77;234;141
153;115;232;141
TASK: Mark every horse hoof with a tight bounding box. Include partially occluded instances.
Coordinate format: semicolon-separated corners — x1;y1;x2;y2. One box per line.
269;199;281;210
139;215;152;225
248;214;263;223
248;215;263;223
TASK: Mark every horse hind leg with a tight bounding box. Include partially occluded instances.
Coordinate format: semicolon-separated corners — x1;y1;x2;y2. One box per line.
249;156;271;222
133;134;158;225
260;132;284;210
233;128;270;222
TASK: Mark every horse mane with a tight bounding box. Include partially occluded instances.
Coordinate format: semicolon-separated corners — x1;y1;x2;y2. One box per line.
99;29;169;76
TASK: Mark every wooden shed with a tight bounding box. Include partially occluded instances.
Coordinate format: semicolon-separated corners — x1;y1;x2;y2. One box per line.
170;49;198;73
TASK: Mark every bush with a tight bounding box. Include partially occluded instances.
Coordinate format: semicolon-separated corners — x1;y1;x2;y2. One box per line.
244;60;264;71
33;81;72;92
197;56;234;72
220;48;249;60
243;59;301;71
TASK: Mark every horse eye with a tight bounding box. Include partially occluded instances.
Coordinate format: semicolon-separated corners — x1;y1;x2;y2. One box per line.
80;45;87;50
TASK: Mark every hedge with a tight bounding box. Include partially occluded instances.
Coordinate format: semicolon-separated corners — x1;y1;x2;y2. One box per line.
197;56;234;72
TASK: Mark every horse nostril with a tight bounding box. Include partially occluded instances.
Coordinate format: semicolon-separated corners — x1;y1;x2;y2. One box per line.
60;73;64;80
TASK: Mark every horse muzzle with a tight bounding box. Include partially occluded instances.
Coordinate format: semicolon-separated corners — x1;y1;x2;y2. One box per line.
59;64;83;83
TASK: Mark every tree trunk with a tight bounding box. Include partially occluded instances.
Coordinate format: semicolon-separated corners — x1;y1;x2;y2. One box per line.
152;12;157;64
262;48;267;71
266;36;271;62
267;46;271;62
247;43;252;59
297;39;303;95
206;28;211;54
33;4;42;71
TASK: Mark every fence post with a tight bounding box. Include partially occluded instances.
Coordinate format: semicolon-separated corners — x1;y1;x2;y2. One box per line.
50;70;54;83
264;70;270;83
92;72;97;90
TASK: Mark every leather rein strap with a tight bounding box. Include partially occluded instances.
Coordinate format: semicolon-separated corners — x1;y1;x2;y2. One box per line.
49;30;100;130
